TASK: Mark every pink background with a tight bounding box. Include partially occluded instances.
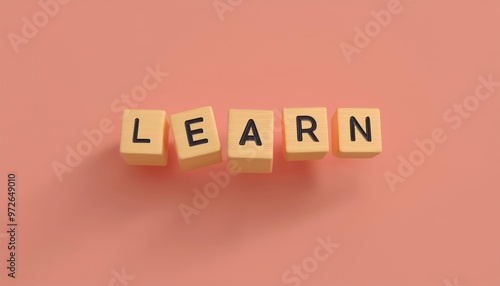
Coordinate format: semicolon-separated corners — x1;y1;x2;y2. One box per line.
1;0;500;285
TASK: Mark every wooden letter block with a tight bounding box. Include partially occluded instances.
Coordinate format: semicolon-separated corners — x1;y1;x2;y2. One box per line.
170;106;222;171
332;108;382;158
282;107;329;161
119;109;169;166
227;109;274;173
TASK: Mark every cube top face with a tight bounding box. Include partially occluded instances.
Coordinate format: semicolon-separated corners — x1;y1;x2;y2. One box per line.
119;109;168;166
282;107;330;161
170;106;222;170
227;109;274;173
227;109;274;160
332;108;382;158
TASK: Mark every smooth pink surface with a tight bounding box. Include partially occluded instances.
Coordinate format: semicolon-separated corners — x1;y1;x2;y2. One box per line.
1;1;500;285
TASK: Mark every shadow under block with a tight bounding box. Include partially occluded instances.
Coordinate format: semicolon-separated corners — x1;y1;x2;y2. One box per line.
227;109;274;173
282;107;329;161
170;106;222;171
119;109;169;166
332;108;382;158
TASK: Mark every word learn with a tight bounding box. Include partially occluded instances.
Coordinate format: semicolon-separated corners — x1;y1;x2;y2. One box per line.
119;106;382;173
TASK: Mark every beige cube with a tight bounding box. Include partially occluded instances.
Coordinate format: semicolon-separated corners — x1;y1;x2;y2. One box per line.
282;107;329;161
119;109;169;166
332;108;382;158
227;109;274;173
170;106;222;171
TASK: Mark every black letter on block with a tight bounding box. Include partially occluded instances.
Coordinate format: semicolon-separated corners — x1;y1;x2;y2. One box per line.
132;118;151;143
350;116;371;142
239;119;262;146
185;117;209;147
296;116;319;142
